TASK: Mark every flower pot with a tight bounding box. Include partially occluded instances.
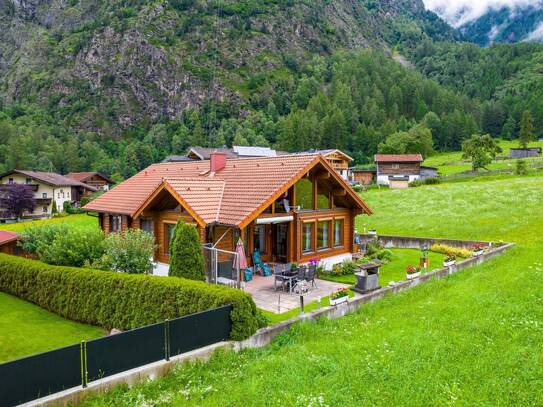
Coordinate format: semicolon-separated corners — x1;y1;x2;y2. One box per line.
406;272;421;280
444;260;456;267
330;295;348;306
473;249;484;256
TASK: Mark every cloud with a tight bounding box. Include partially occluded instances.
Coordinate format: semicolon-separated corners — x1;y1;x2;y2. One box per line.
423;0;543;27
526;21;543;40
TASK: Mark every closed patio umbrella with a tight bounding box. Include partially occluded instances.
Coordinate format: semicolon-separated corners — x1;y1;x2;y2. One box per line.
233;238;248;271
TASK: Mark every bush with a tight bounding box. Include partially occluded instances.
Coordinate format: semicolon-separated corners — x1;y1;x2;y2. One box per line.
515;159;528;175
430;243;473;259
51;200;58;214
329;259;357;276
410;177;441;187
169;221;205;281
63;201;84;214
19;223;105;267
0;254;265;340
93;229;156;274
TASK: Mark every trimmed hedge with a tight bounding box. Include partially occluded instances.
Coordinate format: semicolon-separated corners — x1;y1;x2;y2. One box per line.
0;254;265;340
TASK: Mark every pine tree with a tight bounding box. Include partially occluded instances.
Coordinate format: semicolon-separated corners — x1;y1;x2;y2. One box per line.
168;221;205;281
519;110;534;149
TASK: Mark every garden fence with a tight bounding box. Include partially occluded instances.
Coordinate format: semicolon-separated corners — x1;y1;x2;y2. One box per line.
0;305;232;407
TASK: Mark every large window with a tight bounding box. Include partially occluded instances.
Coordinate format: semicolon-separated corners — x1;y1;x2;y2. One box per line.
253;225;266;254
334;219;344;247
164;223;176;255
141;218;154;235
317;221;330;250
295;178;313;210
302;223;313;253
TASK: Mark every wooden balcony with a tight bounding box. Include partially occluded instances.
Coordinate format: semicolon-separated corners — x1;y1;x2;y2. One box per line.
35;198;52;205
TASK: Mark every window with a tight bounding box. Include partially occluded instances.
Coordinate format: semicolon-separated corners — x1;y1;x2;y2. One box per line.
42;193;47;198
110;215;121;232
8;178;13;184
253;225;266;254
67;192;70;198
141;218;154;235
316;185;330;209
164;223;176;255
26;178;32;184
61;190;65;198
334;219;344;247
317;221;330;250
295;178;313;210
302;223;313;253
57;192;60;198
391;164;400;169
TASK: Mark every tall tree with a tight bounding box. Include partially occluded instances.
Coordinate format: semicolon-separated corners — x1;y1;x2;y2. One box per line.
519;110;534;149
461;134;502;172
0;184;36;219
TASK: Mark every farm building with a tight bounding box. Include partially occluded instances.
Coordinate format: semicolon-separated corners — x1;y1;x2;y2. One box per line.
349;168;376;185
374;154;424;188
0;231;22;256
509;148;542;158
66;172;113;191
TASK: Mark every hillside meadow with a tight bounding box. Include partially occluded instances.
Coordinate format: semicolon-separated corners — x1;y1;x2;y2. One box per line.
82;175;543;406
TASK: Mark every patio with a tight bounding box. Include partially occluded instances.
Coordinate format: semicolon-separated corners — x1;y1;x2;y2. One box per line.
243;275;351;313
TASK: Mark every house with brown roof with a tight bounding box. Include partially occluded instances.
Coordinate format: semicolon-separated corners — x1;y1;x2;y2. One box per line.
375;154;424;188
0;170;97;217
66;172;113;191
85;153;371;272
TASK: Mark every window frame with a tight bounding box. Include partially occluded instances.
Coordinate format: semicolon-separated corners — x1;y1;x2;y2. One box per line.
253;224;267;255
333;218;344;248
301;221;315;254
317;220;331;250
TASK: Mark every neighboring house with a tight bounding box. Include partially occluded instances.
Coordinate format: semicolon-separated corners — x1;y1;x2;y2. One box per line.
0;170;97;217
66;172;113;191
163;146;278;163
509;148;542;158
349;168;376;185
0;231;20;255
374;154;424;188
84;153;372;270
290;149;353;180
420;166;438;179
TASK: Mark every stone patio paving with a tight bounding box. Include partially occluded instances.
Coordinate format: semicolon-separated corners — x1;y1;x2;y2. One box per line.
242;275;351;313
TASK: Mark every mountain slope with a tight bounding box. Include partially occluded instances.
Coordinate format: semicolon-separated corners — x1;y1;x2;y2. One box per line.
0;0;456;134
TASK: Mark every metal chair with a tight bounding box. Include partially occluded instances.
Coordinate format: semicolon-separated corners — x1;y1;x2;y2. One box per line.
273;264;286;291
306;264;317;288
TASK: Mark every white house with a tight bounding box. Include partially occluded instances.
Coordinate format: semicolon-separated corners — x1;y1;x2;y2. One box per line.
374;154;424;188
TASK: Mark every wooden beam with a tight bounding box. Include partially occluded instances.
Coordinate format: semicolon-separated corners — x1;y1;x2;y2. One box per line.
316;171;330;180
333;188;347;197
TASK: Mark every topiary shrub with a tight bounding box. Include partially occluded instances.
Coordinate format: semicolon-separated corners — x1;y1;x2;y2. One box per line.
51;200;58;214
0;254;265;340
169;221;205;281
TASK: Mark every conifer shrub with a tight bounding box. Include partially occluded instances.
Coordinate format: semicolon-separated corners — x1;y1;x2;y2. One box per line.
0;254;265;340
169;221;205;281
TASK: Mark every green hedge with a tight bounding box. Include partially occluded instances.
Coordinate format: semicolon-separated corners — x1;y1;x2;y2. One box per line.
0;254;265;340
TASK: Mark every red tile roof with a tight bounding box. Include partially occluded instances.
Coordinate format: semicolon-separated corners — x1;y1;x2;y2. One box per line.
84;155;371;227
0;231;18;245
374;154;423;163
66;172;112;184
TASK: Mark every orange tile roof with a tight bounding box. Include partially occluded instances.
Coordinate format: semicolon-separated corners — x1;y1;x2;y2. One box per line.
374;154;423;162
84;155;371;226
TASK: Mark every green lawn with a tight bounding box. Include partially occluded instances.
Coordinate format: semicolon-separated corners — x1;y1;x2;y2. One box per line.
320;248;446;287
83;174;543;406
423;139;543;175
0;292;104;363
0;214;98;233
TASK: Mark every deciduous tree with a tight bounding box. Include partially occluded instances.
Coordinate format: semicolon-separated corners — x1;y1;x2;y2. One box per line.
461;134;502;172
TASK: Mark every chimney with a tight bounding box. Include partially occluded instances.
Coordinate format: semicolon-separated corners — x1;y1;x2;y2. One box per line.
210;152;227;173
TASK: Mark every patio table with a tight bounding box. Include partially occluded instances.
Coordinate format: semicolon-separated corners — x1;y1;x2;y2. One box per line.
282;269;299;293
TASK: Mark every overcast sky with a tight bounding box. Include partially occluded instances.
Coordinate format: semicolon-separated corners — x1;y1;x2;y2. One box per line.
423;0;543;27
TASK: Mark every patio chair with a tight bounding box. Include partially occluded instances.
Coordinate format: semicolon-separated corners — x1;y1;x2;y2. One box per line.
243;267;253;282
252;251;272;277
306;264;317;288
273;264;287;291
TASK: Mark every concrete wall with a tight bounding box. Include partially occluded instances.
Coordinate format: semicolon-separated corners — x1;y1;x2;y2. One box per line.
359;233;499;250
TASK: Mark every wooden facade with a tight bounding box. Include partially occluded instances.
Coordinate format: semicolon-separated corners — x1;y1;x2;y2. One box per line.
377;162;421;176
95;158;368;268
350;170;375;185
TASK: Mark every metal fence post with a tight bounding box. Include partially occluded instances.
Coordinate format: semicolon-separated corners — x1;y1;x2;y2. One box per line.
80;340;88;388
164;319;170;361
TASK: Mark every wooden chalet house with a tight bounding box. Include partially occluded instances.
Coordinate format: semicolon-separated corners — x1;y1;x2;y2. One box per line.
85;153;371;270
375;154;424;188
66;172;113;191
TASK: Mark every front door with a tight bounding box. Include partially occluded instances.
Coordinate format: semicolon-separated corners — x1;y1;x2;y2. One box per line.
272;223;288;263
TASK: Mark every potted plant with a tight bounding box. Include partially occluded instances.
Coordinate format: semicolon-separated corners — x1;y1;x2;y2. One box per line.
406;265;421;280
471;243;485;256
444;254;456;267
330;288;349;306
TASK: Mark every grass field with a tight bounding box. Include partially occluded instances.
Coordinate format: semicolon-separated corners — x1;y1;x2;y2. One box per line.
0;292;104;363
83;175;543;406
0;214;98;233
423;139;543;175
